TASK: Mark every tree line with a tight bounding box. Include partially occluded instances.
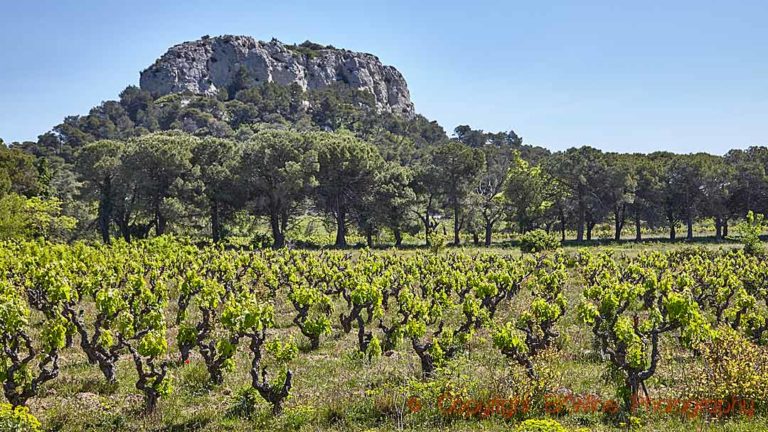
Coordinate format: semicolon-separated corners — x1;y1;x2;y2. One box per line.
5;127;768;248
1;81;767;247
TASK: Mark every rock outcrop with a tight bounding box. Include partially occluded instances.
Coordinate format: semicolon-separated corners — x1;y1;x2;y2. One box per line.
140;35;414;116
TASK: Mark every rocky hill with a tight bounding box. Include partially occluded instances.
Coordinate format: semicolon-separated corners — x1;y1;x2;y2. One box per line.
140;35;415;116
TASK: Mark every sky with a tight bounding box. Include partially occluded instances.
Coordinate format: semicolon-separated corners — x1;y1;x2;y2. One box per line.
1;0;766;154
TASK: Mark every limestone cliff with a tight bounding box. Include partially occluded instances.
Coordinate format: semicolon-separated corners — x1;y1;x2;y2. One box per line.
140;35;414;116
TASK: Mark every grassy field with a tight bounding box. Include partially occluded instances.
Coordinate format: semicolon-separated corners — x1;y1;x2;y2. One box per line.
16;240;768;432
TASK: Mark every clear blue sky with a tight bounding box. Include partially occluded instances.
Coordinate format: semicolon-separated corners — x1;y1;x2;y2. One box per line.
1;0;766;154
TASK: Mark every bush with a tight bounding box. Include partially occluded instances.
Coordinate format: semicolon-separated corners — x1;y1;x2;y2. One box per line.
519;230;560;253
0;403;42;432
737;211;765;256
0;194;76;241
251;232;272;249
683;326;768;405
515;418;566;432
429;232;447;254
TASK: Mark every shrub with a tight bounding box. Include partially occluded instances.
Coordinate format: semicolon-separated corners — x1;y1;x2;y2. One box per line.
429;232;447;254
515;418;566;432
519;230;560;253
684;326;768;405
737;211;765;256
0;403;41;432
252;232;272;249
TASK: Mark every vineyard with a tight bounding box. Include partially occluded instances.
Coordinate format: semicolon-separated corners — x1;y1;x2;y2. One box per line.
3;239;768;431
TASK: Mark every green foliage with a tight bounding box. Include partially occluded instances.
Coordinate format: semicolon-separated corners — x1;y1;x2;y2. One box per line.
312;130;385;247
285;40;334;59
239;129;319;247
0;280;62;407
266;338;299;365
579;250;709;409
427;140;486;245
0;194;76;241
0;403;42;432
737;211;765;256
8;238;768;429
684;326;768;403
493;254;567;378
287;282;332;349
0;146;41;197
365;335;382;360
428;232;447;254
519;229;560;253
514;418;567;432
504;153;551;233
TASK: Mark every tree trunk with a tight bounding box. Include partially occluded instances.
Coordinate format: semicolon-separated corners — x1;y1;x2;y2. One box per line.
393;229;403;247
635;211;642;242
453;204;461;246
98;178;112;244
156;212;166;236
334;208;347;247
119;219;131;242
484;221;493;246
559;209;566;241
98;204;111;244
211;200;221;243
270;212;285;248
586;220;594;241
686;215;694;240
723;218;729;237
472;231;479;245
518;215;527;234
281;209;288;234
421;202;433;247
614;208;624;241
576;201;585;242
366;227;374;248
668;212;676;240
715;217;723;240
626;376;640;413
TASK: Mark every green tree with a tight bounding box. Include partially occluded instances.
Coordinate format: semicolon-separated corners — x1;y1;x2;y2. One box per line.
504;153;550;234
545;147;607;241
701;156;735;240
655;153;708;240
737;211;765;255
0;194;76;241
120;132;196;237
312;131;383;247
579;252;707;410
476;145;513;245
191;137;243;242
602;153;636;241
626;156;663;241
369;162;418;247
430;141;485;245
239;129;319;248
228;65;256;99
0;145;41;197
725;147;768;224
0;282;65;407
75;140;123;243
411;157;443;246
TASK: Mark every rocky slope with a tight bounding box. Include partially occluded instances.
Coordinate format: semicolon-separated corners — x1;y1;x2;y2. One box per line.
140;35;414;116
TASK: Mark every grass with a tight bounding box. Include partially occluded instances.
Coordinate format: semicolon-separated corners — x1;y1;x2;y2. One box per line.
20;240;768;431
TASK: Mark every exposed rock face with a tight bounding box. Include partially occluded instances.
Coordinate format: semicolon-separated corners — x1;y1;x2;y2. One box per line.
140;35;414;116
